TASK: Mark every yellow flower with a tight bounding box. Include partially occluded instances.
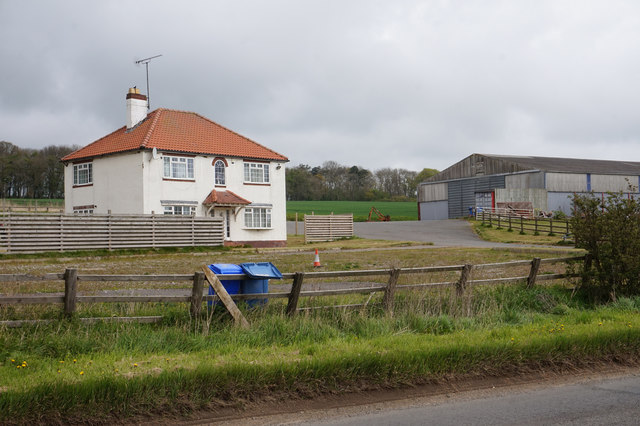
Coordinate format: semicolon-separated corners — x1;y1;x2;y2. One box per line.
114;368;119;373
57;369;61;373
73;359;77;363
59;360;64;364
133;363;138;367
598;322;603;326
11;359;15;363
80;371;84;375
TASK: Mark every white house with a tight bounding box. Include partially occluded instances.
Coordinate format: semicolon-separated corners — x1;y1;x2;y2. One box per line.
62;88;289;247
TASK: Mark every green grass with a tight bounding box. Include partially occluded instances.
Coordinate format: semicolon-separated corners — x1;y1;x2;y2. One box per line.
2;284;640;423
471;220;574;246
287;200;417;221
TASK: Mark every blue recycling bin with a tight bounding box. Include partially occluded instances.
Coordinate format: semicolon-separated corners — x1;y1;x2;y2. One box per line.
240;262;283;308
207;263;243;306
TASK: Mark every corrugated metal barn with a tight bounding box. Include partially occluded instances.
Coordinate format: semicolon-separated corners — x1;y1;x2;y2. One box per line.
418;154;640;220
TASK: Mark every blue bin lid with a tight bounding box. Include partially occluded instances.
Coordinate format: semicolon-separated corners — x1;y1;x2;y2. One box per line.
240;262;283;279
208;263;243;275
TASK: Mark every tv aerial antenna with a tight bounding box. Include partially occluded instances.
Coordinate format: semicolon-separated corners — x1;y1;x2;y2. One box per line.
135;54;162;110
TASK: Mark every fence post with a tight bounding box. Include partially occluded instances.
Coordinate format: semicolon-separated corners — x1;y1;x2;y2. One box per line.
508;214;512;231
59;213;64;252
565;219;569;235
534;216;538;234
107;211;112;251
520;216;524;234
64;268;78;317
549;218;554;235
286;272;305;316
190;271;205;318
6;210;11;252
383;268;401;315
527;257;541;288
497;214;501;229
582;253;593;287
456;264;472;296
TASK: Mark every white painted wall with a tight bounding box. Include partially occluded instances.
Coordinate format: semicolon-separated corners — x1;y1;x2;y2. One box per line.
64;153;144;213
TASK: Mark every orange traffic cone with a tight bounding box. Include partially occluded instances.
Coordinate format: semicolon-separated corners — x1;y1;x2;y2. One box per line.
313;249;321;267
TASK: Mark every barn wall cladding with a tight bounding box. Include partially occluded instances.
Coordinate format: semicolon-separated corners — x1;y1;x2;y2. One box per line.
447;175;505;218
418;153;640;220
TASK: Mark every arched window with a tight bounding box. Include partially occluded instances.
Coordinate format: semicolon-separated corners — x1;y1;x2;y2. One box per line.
214;160;226;185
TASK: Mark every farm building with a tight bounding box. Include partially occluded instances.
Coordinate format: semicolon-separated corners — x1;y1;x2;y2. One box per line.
418;154;640;220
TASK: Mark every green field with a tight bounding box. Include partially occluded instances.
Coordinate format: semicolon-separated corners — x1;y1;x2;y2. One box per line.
287;201;418;221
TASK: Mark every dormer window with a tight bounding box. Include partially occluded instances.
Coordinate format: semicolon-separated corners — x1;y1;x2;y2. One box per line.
214;160;226;185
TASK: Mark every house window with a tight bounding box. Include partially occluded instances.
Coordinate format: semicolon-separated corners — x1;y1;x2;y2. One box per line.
164;205;196;215
163;156;194;180
214;160;226;185
73;208;93;214
73;163;92;185
244;162;270;184
244;207;271;228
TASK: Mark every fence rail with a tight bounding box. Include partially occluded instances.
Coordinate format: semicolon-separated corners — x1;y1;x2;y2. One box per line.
0;212;225;252
304;214;354;243
0;255;585;327
477;211;571;236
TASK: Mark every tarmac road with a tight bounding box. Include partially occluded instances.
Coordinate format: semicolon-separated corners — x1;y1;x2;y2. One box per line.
213;368;640;425
289;219;521;248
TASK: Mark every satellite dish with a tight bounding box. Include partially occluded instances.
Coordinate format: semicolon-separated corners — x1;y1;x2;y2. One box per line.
152;147;159;160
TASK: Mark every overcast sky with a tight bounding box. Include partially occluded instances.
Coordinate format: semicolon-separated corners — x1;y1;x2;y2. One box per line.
1;1;639;171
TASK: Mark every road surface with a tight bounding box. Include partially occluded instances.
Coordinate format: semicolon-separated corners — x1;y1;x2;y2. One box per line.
215;369;640;425
289;219;524;248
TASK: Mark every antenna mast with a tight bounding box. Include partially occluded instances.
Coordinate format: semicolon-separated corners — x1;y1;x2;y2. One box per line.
135;54;162;110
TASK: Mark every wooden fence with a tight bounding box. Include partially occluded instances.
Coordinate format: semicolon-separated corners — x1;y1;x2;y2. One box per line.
304;214;354;243
0;255;584;327
0;199;64;213
0;212;225;253
478;210;571;236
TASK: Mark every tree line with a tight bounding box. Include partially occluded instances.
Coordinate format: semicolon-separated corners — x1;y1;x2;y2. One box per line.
0;141;78;199
286;161;438;201
0;140;439;202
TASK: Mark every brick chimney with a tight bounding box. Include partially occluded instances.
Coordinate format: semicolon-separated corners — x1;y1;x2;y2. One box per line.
126;87;147;129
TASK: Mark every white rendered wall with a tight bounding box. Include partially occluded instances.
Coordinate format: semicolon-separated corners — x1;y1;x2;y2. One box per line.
64;154;144;213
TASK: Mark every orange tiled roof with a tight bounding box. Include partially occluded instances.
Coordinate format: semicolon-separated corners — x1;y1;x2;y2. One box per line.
61;109;288;162
203;190;251;206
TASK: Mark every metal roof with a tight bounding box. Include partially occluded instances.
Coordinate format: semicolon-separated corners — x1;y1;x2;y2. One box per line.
481;154;640;174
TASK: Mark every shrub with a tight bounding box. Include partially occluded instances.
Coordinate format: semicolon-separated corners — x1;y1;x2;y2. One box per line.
571;192;640;301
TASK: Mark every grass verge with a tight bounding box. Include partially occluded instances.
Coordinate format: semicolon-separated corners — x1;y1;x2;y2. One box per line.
471;220;572;245
1;286;639;423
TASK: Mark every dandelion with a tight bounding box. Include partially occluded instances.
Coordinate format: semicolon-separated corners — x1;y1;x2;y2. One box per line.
114;368;119;373
80;371;84;375
59;360;64;364
16;365;20;369
73;359;77;364
57;369;61;374
11;359;15;363
598;322;603;326
133;363;138;368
